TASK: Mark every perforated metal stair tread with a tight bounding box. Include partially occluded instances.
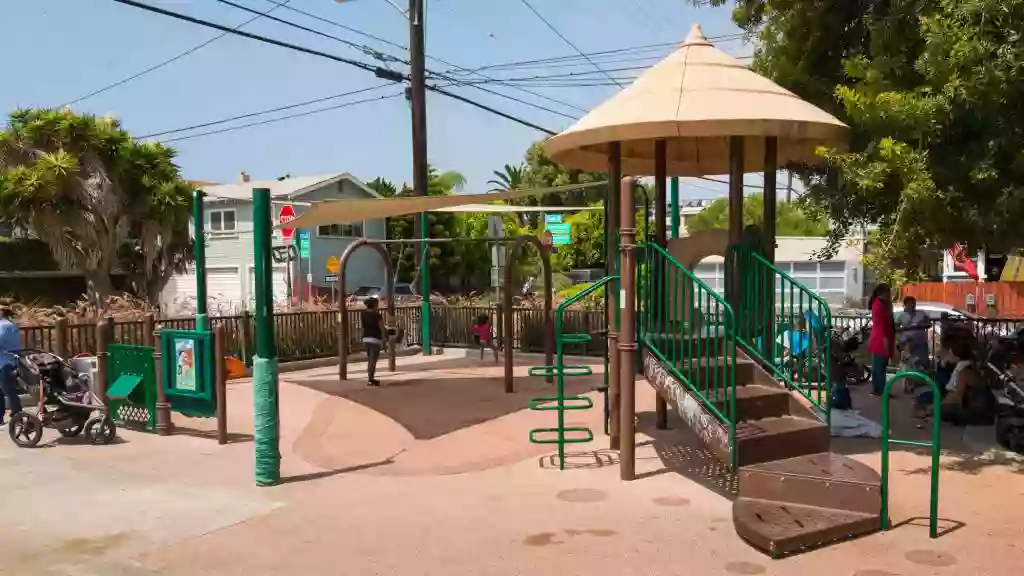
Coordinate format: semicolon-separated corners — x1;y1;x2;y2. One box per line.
708;384;791;403
733;497;880;556
741;452;882;486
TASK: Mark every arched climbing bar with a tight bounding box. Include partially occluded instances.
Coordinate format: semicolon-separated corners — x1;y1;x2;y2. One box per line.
337;240;396;381
503;235;554;393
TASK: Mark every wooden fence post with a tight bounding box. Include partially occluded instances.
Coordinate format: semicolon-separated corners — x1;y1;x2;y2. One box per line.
142;314;155;347
95;318;110;405
241;310;254;365
153;326;172;436
54;317;69;359
214;323;228;445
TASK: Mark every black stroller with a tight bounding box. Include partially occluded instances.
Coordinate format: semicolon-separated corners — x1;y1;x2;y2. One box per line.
5;349;116;447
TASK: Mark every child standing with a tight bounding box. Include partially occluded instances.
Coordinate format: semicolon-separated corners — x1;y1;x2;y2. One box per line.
472;314;498;362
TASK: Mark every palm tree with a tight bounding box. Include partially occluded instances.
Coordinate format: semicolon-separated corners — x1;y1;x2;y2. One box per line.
487;163;526;192
0;108;192;303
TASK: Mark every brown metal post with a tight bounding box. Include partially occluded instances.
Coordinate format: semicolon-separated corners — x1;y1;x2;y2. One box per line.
54;317;69;359
763;137;778;265
606;293;620;449
619;176;638;481
338;301;349;381
214;323;228;445
728;136;745;311
654;139;669;430
95;318;110;406
385;263;397;373
153;326;172;436
607;142;622;450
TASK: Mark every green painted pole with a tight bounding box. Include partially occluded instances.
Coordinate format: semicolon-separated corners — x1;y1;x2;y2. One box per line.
419;212;431;354
193;189;208;331
252;188;280;486
670;177;680;239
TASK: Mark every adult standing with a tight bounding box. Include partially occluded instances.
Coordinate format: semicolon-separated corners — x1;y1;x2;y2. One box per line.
867;284;896;397
360;298;384;387
0;303;23;424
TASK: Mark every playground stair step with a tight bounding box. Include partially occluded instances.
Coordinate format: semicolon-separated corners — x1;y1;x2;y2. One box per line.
732;496;880;558
738;452;882;515
734;416;830;467
707;384;792;421
670;356;757;386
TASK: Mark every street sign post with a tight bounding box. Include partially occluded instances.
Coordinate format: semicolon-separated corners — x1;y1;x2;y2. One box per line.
298;230;310;258
325;274;339;283
544;213;563;224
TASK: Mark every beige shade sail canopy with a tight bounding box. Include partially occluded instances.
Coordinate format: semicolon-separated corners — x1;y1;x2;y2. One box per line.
543;24;849;176
279;182;604;229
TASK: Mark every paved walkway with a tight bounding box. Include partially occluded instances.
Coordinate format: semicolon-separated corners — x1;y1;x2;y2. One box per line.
1;349;1022;575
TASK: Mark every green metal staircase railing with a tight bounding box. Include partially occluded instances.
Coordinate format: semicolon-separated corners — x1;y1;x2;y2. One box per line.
638;244;739;467
528;275;618;470
727;244;833;423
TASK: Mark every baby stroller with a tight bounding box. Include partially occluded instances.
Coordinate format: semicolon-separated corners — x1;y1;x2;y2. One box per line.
5;349;116;448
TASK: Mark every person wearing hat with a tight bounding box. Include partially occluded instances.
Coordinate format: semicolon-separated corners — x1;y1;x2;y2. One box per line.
0;303;22;424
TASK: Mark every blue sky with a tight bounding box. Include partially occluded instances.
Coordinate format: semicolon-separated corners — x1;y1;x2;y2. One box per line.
1;0;769;197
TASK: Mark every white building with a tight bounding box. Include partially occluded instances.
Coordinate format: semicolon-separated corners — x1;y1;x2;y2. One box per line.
693;236;868;307
161;172;387;315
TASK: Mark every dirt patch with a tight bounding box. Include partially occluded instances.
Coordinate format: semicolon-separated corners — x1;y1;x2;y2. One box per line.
724;561;767;575
652;496;691;507
523;532;561;546
904;549;957;567
556;488;608;503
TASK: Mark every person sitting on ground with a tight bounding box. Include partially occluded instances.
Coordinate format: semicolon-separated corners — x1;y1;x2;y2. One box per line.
361;298;385;387
472;314;498;362
914;335;994;425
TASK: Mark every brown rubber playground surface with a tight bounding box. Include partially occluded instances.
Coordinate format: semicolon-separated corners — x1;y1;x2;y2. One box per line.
1;349;1023;575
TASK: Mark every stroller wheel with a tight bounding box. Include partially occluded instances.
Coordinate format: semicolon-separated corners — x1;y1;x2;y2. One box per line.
8;412;43;448
85;416;117;446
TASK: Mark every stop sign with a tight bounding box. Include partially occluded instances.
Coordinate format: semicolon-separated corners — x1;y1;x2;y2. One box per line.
278;204;296;242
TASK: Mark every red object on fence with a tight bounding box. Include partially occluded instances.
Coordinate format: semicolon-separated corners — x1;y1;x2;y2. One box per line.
949;243;980;281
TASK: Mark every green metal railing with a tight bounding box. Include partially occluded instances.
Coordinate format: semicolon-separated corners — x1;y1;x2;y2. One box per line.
728;244;832;422
639;244;737;467
528;275;618;470
881;370;941;538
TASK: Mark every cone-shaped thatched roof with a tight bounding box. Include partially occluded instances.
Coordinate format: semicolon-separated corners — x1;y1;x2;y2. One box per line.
543;24;848;176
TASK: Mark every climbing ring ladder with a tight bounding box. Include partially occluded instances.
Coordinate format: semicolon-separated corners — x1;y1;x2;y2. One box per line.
528;276;617;470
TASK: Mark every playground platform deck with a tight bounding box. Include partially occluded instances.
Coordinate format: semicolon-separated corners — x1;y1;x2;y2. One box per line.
1;349;1022;575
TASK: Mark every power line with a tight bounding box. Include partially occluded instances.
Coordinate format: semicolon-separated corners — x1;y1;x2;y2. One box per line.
264;0;588;115
108;2;558;138
139;83;397;139
517;0;624;88
219;0;581;119
161;92;405;143
61;0;291;107
214;0;403;64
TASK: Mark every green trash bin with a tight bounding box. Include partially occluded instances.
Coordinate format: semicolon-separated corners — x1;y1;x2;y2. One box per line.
107;344;157;431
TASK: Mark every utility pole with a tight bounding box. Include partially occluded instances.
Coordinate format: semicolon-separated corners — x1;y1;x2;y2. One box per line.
409;0;431;354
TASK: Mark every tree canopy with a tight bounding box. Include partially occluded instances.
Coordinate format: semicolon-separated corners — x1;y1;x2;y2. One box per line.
686;194;829;237
705;0;1024;283
0;108;193;302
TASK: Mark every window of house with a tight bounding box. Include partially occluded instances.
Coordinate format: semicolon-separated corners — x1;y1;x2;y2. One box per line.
209;209;237;234
317;221;364;238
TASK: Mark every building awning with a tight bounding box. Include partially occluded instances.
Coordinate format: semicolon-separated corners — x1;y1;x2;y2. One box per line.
431;204;600;213
280;182;604;229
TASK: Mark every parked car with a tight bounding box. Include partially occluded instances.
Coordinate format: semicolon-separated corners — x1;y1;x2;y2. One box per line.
351;283;416;303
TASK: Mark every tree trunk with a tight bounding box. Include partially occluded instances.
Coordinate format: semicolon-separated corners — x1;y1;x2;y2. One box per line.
86;272;115;305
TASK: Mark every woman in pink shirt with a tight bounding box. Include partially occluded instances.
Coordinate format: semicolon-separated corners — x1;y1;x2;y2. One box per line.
867;284;896;396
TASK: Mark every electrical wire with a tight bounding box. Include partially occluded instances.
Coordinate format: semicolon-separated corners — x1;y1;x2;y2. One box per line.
220;0;582;119
160;92;405;143
139;83;397;139
108;0;560;135
517;0;624;88
214;0;403;63
60;0;292;107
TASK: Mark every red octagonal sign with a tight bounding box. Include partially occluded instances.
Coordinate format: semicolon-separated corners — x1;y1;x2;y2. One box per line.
278;204;296;242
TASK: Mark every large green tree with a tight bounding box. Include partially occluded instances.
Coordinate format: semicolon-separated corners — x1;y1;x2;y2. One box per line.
703;0;1024;284
686;194;829;237
0;108;193;302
